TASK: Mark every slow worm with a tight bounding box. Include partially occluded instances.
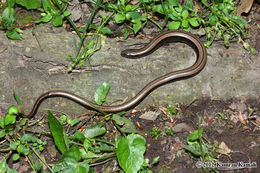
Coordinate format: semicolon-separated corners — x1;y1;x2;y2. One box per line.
23;30;207;118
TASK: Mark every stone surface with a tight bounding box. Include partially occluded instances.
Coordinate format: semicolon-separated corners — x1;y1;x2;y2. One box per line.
0;24;259;115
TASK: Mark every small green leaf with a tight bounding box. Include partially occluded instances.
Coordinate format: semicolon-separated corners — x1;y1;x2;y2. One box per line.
181;19;189;28
12;154;20;161
125;4;132;12
107;3;118;10
42;0;58;15
2;7;15;27
114;13;126;24
100;27;112;35
17;145;30;155
0;130;6;138
6;29;23;40
7;0;15;8
4;114;16;126
112;113;137;133
168;21;181;30
133;19;142;34
48;111;69;154
15;0;41;10
9;140;17;150
83;123;106;138
201;0;209;7
251;48;256;54
182;10;189;19
128;11;140;20
33;161;42;171
7;169;18;173
188;18;200;27
52;15;63;27
0;117;4;129
116;134;146;173
63;11;71;17
185;0;194;9
35;14;52;23
94;81;110;105
69;118;81;126
184;143;202;156
20;134;37;143
0;158;7;173
73;130;85;141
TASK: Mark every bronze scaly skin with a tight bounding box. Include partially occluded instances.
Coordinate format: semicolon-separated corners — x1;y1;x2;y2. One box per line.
23;30;207;118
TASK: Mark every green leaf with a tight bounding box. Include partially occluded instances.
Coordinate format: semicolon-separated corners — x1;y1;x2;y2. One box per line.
184;0;193;10
33;161;42;171
107;3;118;10
35;13;52;23
20;134;37;143
83;123;106;138
184;143;202;156
17;144;30;155
0;130;6;138
187;128;203;144
188;17;200;27
73;130;85;141
100;27;112;35
152;4;163;14
48;111;69;154
0;158;7;173
94;81;110;105
62;146;81;161
15;0;41;10
168;21;180;30
4;114;16;126
112;113;137;133
133;19;141;34
9;140;17;150
69;118;81;126
52;15;63;27
63;11;71;17
206;15;217;26
2;7;15;27
114;13;126;24
128;11;140;20
116;134;146;173
181;19;189;28
7;0;15;8
0;117;4;129
182;10;189;19
7;169;18;173
6;29;23;40
42;0;58;15
12;154;20;161
201;0;209;7
125;4;132;12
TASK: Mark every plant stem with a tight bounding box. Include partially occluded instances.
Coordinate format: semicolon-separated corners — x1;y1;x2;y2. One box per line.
31;147;54;173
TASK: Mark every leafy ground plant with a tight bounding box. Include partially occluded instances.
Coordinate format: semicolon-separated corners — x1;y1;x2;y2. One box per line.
0;82;159;173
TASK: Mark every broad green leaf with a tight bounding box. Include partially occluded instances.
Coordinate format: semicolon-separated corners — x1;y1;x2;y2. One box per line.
168;21;180;30
6;29;22;40
0;117;4;129
182;10;189;19
232;16;248;25
117;134;146;173
63;11;71;17
73;130;85;141
15;0;41;10
112;113;136;133
188;17;200;27
62;146;81;161
33;161;42;171
0;130;6;138
35;14;52;23
42;0;58;15
187;128;203;144
7;0;15;8
12;154;20;161
48;111;69;154
9;140;17;150
181;19;189;28
125;4;132;12
184;143;202;156
0;158;7;173
133;19;141;34
17;144;30;155
100;27;112;35
128;11;140;20
83;123;106;138
152;4;164;14
20;134;37;143
7;169;18;173
94;81;110;105
2;7;15;27
52;15;63;26
4;114;16;126
184;0;193;10
206;15;217;26
114;13;126;24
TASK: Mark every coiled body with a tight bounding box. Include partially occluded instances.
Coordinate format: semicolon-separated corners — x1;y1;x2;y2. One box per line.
24;30;207;118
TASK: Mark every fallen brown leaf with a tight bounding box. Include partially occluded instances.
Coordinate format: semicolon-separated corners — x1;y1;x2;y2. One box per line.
235;0;254;16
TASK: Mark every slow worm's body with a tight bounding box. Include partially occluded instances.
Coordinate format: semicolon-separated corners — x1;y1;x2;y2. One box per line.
23;30;207;118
